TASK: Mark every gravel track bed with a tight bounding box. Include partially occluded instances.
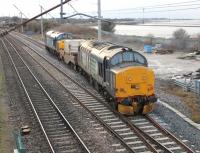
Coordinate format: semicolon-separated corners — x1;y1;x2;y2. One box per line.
150;79;200;151
156;79;192;118
15;35;169;153
11;36;126;153
30;66;120;153
150;104;200;151
15;33;200;151
0;39;50;153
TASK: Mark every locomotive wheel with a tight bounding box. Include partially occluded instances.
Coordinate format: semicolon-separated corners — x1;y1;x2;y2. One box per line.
94;81;99;91
89;77;93;85
73;65;77;71
77;67;82;73
111;100;118;111
58;55;61;60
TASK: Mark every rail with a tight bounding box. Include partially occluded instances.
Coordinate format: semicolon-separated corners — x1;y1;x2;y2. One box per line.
11;33;195;153
1;37;91;153
146;115;195;153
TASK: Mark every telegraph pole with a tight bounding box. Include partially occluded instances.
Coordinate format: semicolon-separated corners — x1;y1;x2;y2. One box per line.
13;4;26;33
98;0;102;41
168;10;171;23
40;5;44;40
20;12;23;33
60;0;64;23
142;8;145;24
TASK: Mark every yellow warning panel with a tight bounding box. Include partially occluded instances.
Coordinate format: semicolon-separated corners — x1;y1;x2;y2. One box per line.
118;104;134;115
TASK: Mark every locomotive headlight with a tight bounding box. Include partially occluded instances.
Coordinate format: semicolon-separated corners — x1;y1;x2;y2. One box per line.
148;84;154;91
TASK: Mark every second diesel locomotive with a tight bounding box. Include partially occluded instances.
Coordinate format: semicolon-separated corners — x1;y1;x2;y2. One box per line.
45;30;157;115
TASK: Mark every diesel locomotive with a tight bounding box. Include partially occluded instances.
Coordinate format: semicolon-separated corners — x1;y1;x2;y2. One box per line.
45;30;157;115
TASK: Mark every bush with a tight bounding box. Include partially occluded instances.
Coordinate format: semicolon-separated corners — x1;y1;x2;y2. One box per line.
11;16;20;22
172;28;190;50
101;21;115;33
43;20;59;32
25;21;40;33
196;34;200;50
24;20;59;34
54;24;97;39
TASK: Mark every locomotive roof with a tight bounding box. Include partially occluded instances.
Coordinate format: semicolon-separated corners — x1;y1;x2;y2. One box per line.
81;40;135;61
111;65;147;74
46;30;66;38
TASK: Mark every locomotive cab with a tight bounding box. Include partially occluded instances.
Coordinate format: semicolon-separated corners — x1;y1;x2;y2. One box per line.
110;66;157;114
106;48;157;114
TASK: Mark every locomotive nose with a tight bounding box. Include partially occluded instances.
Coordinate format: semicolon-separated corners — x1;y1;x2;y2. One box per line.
114;66;155;97
111;66;156;114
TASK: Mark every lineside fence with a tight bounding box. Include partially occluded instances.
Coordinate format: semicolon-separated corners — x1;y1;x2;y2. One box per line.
173;78;200;95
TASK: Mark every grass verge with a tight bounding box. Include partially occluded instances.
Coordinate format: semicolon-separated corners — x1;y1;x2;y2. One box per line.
0;59;12;153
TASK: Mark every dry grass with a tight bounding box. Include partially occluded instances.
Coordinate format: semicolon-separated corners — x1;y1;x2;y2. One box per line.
54;24;98;39
0;74;4;96
0;73;10;153
0;103;12;153
161;82;200;123
0;57;12;153
31;34;43;41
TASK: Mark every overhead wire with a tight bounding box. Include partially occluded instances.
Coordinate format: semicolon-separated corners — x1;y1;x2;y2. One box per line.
41;6;55;19
145;6;200;13
67;3;83;19
102;5;200;14
64;0;200;27
80;0;200;16
101;0;200;12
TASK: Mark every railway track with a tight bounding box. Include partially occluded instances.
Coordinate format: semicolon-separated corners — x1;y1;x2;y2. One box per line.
112;112;195;153
127;115;195;153
7;34;134;152
0;37;91;153
11;33;196;153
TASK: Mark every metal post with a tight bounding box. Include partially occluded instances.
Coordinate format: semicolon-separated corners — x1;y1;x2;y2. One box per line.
98;0;102;41
13;4;25;33
168;10;171;23
20;12;23;33
60;0;63;23
40;5;44;40
142;8;145;24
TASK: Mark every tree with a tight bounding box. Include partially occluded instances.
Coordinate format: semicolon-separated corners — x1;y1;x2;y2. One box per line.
11;16;20;23
25;21;40;33
43;20;59;32
101;21;115;33
172;28;190;50
196;34;200;50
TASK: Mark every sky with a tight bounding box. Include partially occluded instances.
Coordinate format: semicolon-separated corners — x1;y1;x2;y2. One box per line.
0;0;200;19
